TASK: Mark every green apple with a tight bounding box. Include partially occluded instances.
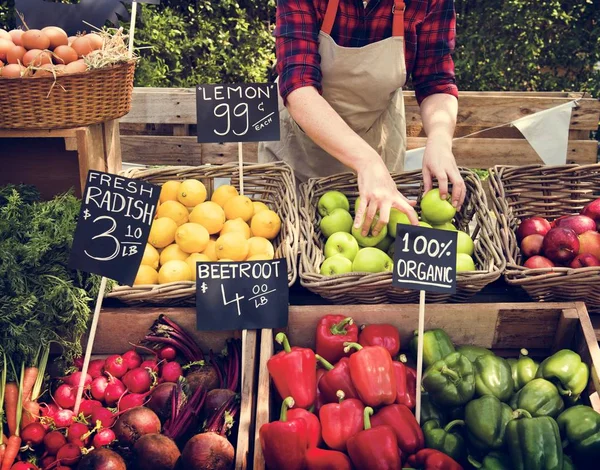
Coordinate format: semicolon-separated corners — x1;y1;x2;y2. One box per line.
421;189;456;225
324;232;360;261
456;253;476;272
320;208;353;238
318;191;350;216
354;196;361;215
433;222;457;231
375;235;394;253
320;254;353;276
352;224;388;247
352;247;394;273
457;230;474;255
388;208;410;237
419;221;433;228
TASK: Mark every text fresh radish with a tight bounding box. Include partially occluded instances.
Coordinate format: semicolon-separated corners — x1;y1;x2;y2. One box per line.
158;346;177;361
54;384;76;409
122;350;142;370
160;362;183;383
92;428;116;448
44;431;67;455
122;368;152;394
21;422;47;447
91;376;108;401
104;355;128;378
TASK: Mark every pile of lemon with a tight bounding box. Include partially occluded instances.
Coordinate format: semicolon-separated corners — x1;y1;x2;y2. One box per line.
133;179;282;285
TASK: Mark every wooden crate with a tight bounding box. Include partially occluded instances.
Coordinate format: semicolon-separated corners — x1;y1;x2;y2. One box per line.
0;121;122;200
96;307;258;470
254;302;600;470
119;89;600;168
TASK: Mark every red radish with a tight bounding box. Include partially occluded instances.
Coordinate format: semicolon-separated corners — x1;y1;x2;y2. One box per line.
54;384;76;409
43;431;67;456
118;392;148;412
67;422;90;447
10;463;38;470
73;356;84;369
182;432;234;470
122;368;153;394
122;350;142;370
92;428;116;448
21;422;46;447
53;409;75;428
88;359;105;379
91;376;108;401
91;407;116;428
78;448;126;470
60;371;92;388
160;362;182;383
104;355;128;378
114;407;161;446
159;346;177;361
147;382;176;421
140;359;159;373
79;399;102;418
39;455;56;469
56;443;82;466
104;376;126;406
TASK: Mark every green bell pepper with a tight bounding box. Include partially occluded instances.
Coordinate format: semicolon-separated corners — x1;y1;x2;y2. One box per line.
557;405;600;462
420;393;447;425
536;349;589;404
465;395;513;452
506;409;563;470
562;455;575;470
468;452;512;470
446;405;465;422
422;352;475;407
457;345;495;363
474;355;514;402
507;348;539;391
423;419;466;463
411;328;455;369
512;378;564;418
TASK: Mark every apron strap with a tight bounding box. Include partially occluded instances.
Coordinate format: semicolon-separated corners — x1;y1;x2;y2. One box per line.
321;0;406;38
321;0;340;36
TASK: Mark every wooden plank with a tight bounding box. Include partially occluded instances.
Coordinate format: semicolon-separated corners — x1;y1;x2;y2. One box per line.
120;135;203;166
125;89;196;124
254;329;274;470
0;128;79;139
172;124;190;136
103;120;122;174
551;307;580;353
236;329;257;470
203;142;260;165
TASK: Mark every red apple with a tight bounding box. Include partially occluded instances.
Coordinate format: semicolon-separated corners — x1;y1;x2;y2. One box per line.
517;216;551;241
578;230;600;259
570;253;600;269
550;215;570;228
542;227;580;265
581;199;600;231
520;234;544;258
524;256;555;269
555;215;597;235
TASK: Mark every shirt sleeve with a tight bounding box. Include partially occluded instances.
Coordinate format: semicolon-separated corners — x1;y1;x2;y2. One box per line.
412;0;459;105
275;0;323;103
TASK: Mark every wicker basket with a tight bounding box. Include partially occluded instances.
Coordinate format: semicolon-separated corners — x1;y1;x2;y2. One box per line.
107;162;299;306
299;169;505;304
0;60;135;130
489;163;600;313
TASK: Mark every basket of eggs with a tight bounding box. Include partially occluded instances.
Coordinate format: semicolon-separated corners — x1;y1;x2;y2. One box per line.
0;26;136;130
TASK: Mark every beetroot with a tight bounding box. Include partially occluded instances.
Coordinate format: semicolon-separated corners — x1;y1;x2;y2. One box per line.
160;362;183;383
67;422;90;447
134;433;181;470
53;409;74;428
79;399;102;418
43;431;67;456
91;407;116;428
91;376;108;401
114;407;161;446
182;432;234;470
10;463;38;470
186;364;220;394
77;448;126;470
104;375;126;406
118;392;147;412
54;384;76;409
147;382;176;421
92;428;116;448
104;355;128;378
159;346;177;361
88;359;105;379
122;349;142;370
21;422;46;447
204;389;237;419
56;443;81;466
122;367;152;394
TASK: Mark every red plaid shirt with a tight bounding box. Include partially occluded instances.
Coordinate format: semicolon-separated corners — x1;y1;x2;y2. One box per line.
275;0;458;105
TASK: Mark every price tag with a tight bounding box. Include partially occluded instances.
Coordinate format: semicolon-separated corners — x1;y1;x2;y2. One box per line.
195;259;288;331
196;83;280;143
392;225;458;294
68;170;160;285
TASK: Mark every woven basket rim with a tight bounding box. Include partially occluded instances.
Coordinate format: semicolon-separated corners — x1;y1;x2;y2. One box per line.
6;59;137;81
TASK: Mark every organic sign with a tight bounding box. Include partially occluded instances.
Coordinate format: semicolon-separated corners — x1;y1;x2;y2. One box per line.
196;83;280;143
195;259;289;331
69;170;160;286
392;225;458;294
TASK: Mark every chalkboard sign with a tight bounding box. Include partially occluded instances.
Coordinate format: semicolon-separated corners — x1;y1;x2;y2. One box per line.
69;170;160;286
393;225;458;294
196;259;289;331
196;83;280;143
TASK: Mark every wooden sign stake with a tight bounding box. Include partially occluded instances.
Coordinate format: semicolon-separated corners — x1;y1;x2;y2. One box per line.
415;289;426;424
128;0;138;59
73;276;108;415
238;140;246;388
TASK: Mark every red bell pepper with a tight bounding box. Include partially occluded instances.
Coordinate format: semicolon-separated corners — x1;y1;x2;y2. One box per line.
316;355;359;403
347;407;402;470
344;342;397;407
393;354;417;409
316;315;359;364
259;397;309;470
358;323;400;356
371;404;424;456
315;368;326;413
407;449;463;470
305;448;353;470
319;390;364;452
288;408;322;448
268;333;317;409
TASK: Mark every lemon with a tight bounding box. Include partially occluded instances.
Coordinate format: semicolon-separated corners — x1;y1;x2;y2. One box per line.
247;254;274;261
159;260;192;283
247;237;275;259
211;185;239;208
215;232;249;261
177;179;207;207
156;200;189;226
218;259;234;262
186;253;212;280
175;223;210;253
251;209;282;240
220;218;252;239
224;195;254;222
201;239;218;261
141;244;160;270
190;201;226;235
133;265;158;285
253;201;269;214
160;180;181;204
160;244;190;265
149;217;178;249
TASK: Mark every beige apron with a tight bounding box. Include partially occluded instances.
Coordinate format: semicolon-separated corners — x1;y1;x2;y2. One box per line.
258;0;408;182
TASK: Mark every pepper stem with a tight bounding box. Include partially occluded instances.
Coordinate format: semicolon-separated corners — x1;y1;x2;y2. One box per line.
363;407;374;430
398;354;408;364
336;390;345;403
275;333;292;353
330;317;353;335
444;419;465;433
467;455;483;469
513;408;533;420
315;354;334;371
554;381;573;397
280;396;295;422
441;366;460;381
343;342;363;354
520;348;529;357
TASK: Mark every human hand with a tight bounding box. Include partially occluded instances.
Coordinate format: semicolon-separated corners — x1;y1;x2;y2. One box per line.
422;139;466;209
354;159;418;238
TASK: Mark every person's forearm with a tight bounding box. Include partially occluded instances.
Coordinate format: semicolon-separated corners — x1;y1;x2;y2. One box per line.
420;93;458;151
286;86;379;172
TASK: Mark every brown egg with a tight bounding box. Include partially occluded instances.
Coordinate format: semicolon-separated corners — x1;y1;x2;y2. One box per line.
0;63;25;78
33;63;56;78
42;26;69;49
54;64;67;74
9;30;23;46
23;49;52;67
0;59;4;67
53;45;78;65
71;36;94;58
65;59;87;74
22;29;50;51
68;36;77;46
87;33;104;51
7;46;26;65
0;39;13;61
0;29;11;42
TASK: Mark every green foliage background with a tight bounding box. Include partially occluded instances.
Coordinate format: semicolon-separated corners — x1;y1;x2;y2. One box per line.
0;0;598;96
